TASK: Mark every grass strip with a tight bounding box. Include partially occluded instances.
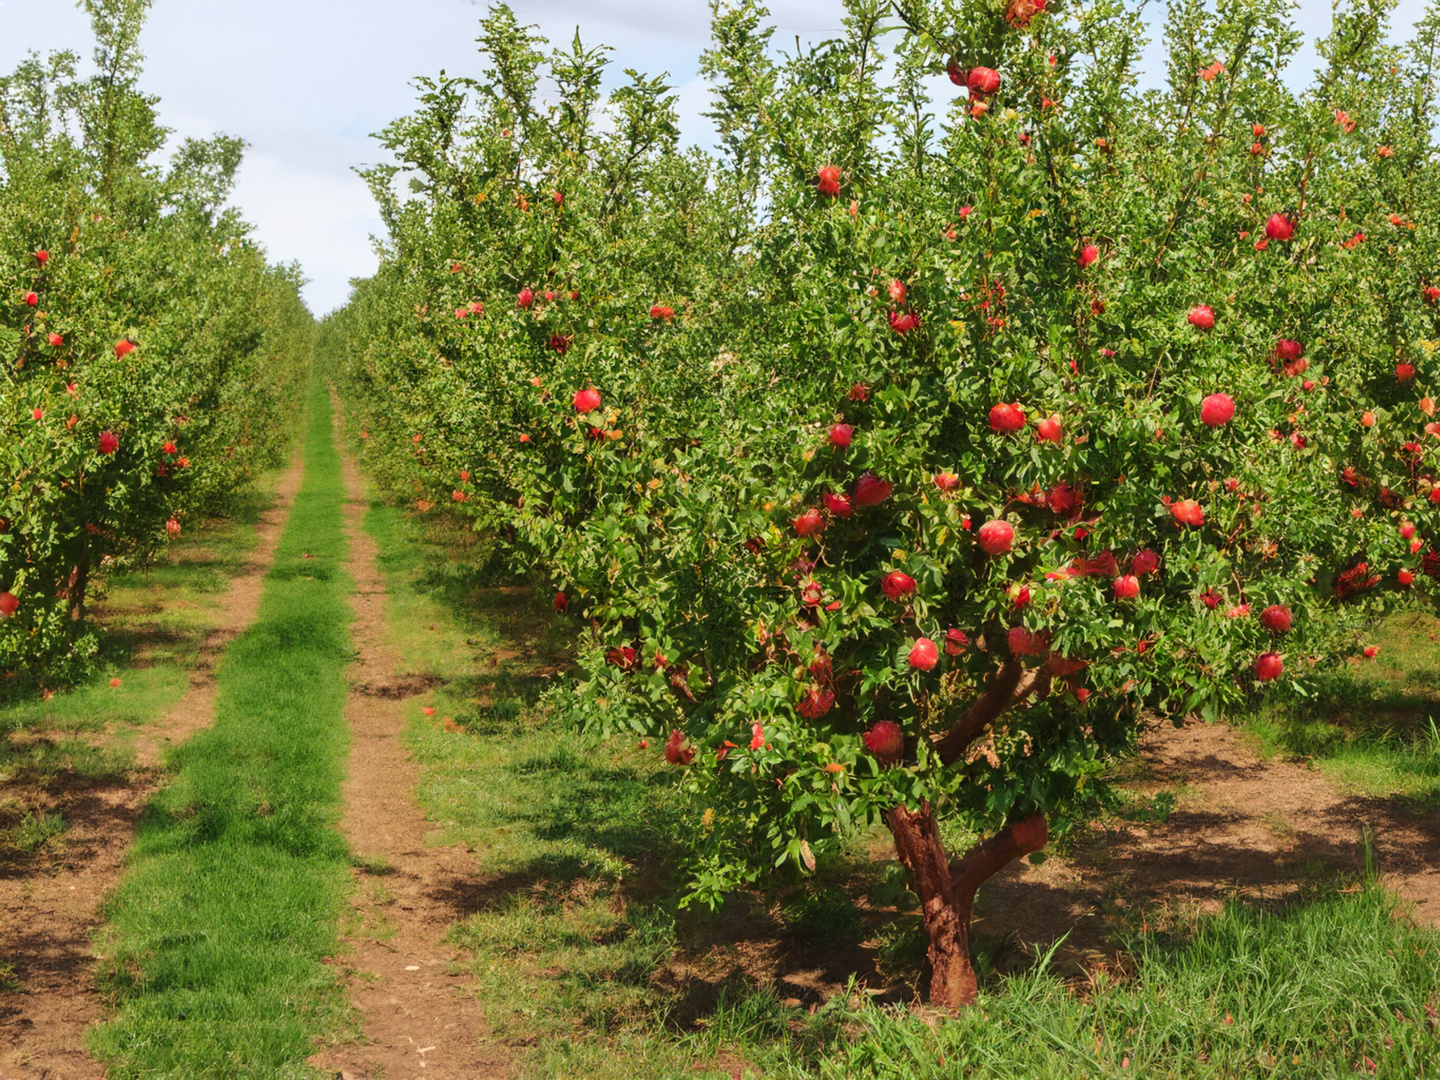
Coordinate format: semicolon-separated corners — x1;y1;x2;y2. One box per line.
89;379;355;1079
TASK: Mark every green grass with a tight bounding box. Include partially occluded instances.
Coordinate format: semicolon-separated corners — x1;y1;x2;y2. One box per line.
88;379;357;1079
354;493;1440;1080
0;480;277;787
1239;610;1440;811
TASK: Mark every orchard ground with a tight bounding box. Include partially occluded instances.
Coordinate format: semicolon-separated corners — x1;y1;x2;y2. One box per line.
0;401;1436;1074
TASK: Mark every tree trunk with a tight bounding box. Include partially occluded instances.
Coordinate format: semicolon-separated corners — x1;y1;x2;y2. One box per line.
67;553;90;623
886;802;1049;1011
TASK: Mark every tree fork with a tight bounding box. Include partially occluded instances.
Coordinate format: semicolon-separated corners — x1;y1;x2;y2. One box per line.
886;802;1048;1010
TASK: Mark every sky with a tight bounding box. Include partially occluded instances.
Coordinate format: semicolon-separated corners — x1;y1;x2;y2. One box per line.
0;0;1430;315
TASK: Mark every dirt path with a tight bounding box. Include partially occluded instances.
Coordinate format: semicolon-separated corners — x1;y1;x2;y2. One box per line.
0;452;306;1080
307;414;504;1080
976;716;1440;972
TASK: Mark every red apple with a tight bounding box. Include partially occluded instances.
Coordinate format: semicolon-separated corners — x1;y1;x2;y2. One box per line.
823;491;853;518
0;592;17;618
852;473;892;507
1078;244;1098;268
1200;393;1235;426
817;165;842;197
1397;363;1417;382
908;638;939;671
1113;574;1140;600
1260;604;1292;633
573;387;602;413
1171;499;1204;527
47;332;62;348
1035;414;1062;442
1265;213;1294;241
976;519;1015;555
1254;652;1284;681
1187;305;1215;330
989;402;1025;433
967;66;1000;95
794;508;825;537
864;720;904;762
882;571;916;601
829;423;853;448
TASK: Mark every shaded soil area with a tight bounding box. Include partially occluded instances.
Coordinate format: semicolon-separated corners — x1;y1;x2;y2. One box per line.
974;716;1440;977
307;412;505;1080
655;716;1440;1015
0;455;305;1080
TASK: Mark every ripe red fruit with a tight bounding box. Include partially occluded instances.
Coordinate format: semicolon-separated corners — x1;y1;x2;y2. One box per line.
1398;569;1415;586
1078;244;1099;268
1251;142;1264;156
34;250;48;265
888;279;906;304
1132;548;1158;576
109;678;122;688
944;628;969;655
517;288;535;309
573;387;601;413
976;519;1015;555
864;720;904;762
1035;414;1062;442
166;517;181;539
664;729;695;766
989;401;1025;433
98;431;119;455
967;67;1000;96
1362;645;1379;659
31;407;42;421
0;592;17;618
553;190;563;207
1396;363;1417;382
1275;339;1303;363
1260;604;1292;633
881;571;916;601
1426;287;1440;304
829;423;853;448
908;638;939;671
1200;392;1235;427
817;164;842;197
1253;123;1265;137
848;383;869;402
933;472;960;493
452;490;467;502
554;591;568;613
24;291;37;307
852;473;892;507
48;332;62;348
888;310;919;334
1400;522;1416;540
1171;499;1204;527
823;491;853;518
1264;213;1294;241
794;508;825;537
114;339;136;359
1113;574;1140;600
1254;652;1284;681
1187;305;1215;330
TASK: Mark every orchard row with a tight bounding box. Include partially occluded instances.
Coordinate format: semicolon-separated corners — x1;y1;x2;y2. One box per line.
328;0;1440;1008
0;6;311;688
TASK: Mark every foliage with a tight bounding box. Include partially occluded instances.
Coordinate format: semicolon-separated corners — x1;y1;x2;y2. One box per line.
0;0;311;690
329;0;1440;1002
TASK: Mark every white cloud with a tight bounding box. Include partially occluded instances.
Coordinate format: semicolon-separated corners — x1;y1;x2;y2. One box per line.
1;0;1431;314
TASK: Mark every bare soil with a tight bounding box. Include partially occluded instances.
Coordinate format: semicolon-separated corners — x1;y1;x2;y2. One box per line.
306;422;505;1080
0;454;306;1080
974;715;1440;977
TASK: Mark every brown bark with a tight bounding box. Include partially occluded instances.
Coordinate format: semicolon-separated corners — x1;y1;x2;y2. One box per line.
66;554;90;623
929;658;1051;766
886;802;1049;1011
